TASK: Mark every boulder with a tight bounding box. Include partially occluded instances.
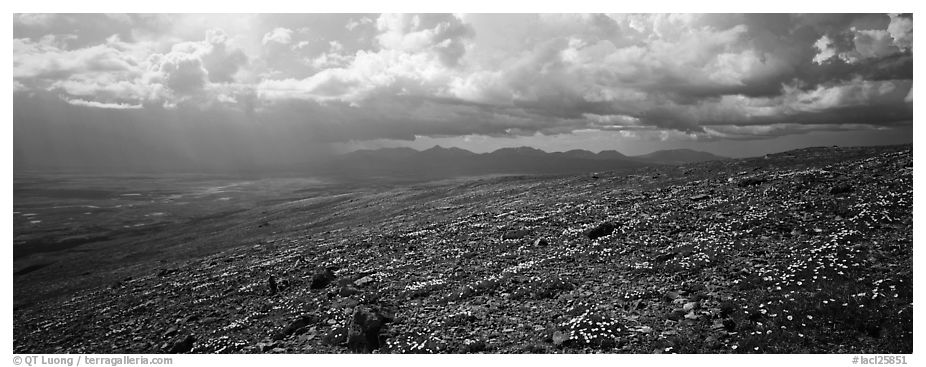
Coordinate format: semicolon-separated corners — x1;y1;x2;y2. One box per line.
310;268;337;290
268;275;278;295
346;306;393;353
156;268;175;277
719;301;736;317
654;252;677;262
463;339;488;353
180;314;200;324
165;334;195;353
354;275;375;287
737;176;766;187
273;315;316;341
668;308;687;321
586;222;618;239
683;301;699;312
163;326;178;338
830;183;853;195
722;319;737;331
256;341;279;352
338;286;362;297
552;331;569;346
689;194;710;201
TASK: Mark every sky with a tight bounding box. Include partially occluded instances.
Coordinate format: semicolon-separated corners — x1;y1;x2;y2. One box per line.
12;13;914;172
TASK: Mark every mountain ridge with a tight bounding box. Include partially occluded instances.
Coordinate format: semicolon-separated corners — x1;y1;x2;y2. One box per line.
345;145;726;161
328;145;727;180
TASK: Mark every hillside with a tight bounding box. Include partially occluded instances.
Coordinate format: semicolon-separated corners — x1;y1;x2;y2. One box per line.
634;149;728;164
13;144;912;354
323;146;724;180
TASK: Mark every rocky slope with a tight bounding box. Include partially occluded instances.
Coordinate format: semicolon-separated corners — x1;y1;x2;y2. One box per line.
13;144;913;354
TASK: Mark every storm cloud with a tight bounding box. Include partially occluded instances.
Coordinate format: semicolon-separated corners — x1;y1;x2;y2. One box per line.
13;13;913;170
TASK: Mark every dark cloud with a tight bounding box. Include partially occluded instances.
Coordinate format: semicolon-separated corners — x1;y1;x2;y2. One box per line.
12;13;914;171
14;91;336;172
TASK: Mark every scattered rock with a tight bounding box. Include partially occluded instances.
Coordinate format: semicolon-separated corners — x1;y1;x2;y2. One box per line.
156;268;175;277
654;252;677;262
737;176;766;187
164;334;194;354
830;183;853;195
322;326;349;346
704;335;722;349
683;301;699;312
586;222;617;239
256;341;279;352
273;315;316;341
462;339;488;353
163;326;178;338
689;194;710;201
11;145;912;355
181;314;200;324
722;319;737;331
310;268;337;289
268;275;278;295
346;306;392;353
719;301;736;317
552;331;568;346
501;229;530;240
668;308;687;321
339;286;362;297
354;275;375;287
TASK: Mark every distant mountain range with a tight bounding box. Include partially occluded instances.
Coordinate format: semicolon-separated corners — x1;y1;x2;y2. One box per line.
320;146;727;179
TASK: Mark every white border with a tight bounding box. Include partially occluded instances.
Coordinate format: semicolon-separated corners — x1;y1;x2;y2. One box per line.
5;2;922;367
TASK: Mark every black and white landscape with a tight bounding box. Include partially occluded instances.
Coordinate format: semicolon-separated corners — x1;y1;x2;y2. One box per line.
13;13;913;355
